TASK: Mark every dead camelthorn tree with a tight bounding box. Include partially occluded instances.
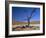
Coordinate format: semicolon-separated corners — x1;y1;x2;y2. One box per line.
24;8;36;26
27;8;36;26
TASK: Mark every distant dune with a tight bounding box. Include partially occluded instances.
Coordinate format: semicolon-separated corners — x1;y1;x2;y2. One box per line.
12;21;40;25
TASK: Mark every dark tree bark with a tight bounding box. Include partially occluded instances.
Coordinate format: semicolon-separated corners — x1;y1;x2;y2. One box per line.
27;8;36;26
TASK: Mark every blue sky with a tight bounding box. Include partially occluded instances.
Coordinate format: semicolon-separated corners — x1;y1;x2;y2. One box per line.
12;7;40;22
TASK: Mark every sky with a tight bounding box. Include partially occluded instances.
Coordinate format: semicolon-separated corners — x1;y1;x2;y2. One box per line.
12;7;40;22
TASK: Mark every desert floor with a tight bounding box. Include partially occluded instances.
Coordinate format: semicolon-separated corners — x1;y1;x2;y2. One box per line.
12;24;40;31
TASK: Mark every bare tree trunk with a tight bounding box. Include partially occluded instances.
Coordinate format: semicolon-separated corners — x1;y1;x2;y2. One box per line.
28;18;30;26
27;8;36;26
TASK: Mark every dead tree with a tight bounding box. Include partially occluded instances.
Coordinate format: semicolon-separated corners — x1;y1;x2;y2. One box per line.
27;8;36;26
